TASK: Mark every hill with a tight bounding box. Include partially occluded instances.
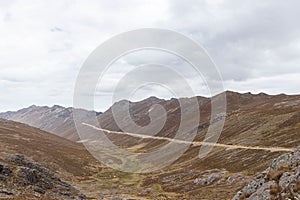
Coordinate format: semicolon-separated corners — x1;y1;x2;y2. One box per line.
0;105;101;141
0;119;103;199
1;91;300;199
0;119;101;178
91;91;300;198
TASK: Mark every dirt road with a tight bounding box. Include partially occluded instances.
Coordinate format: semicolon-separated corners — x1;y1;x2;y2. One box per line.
82;123;295;152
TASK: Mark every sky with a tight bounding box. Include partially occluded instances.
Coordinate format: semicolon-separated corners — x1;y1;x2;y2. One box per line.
0;0;300;112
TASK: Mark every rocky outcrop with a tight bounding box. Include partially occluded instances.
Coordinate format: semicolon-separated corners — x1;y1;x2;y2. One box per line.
194;169;228;186
193;169;251;186
0;154;87;200
233;146;300;200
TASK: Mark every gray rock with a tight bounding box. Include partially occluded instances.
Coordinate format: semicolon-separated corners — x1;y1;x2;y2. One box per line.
0;188;14;195
0;164;12;176
33;186;46;194
232;146;300;199
226;173;251;184
2;155;87;200
194;172;223;186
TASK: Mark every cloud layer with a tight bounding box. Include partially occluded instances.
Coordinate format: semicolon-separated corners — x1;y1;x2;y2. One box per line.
0;0;300;111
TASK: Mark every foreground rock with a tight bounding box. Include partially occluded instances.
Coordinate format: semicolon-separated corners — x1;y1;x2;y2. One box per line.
0;154;87;200
233;146;300;200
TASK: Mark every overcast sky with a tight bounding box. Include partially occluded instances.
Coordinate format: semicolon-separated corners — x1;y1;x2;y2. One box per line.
1;0;300;112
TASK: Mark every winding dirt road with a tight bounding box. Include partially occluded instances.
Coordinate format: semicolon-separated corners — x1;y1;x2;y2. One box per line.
82;123;295;152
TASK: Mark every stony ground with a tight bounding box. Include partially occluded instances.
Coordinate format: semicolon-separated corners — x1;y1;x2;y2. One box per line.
0;154;86;199
233;146;300;199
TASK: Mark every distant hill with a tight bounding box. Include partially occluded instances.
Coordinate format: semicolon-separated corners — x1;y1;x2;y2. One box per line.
0;105;101;141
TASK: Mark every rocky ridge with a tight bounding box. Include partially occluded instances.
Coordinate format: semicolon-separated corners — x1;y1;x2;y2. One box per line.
0;105;101;141
233;146;300;199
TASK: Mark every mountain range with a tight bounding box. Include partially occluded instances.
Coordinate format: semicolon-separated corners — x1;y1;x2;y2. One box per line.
0;105;101;141
1;91;300;199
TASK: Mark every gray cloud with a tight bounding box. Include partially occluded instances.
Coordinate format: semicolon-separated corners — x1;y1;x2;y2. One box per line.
162;0;300;81
0;0;299;112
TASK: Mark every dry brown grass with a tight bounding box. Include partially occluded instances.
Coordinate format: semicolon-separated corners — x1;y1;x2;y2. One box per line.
0;119;100;179
270;183;283;200
1;91;300;199
266;164;291;183
238;192;251;200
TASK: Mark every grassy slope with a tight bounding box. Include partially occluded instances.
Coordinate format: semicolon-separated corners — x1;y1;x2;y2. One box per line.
1;92;300;199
